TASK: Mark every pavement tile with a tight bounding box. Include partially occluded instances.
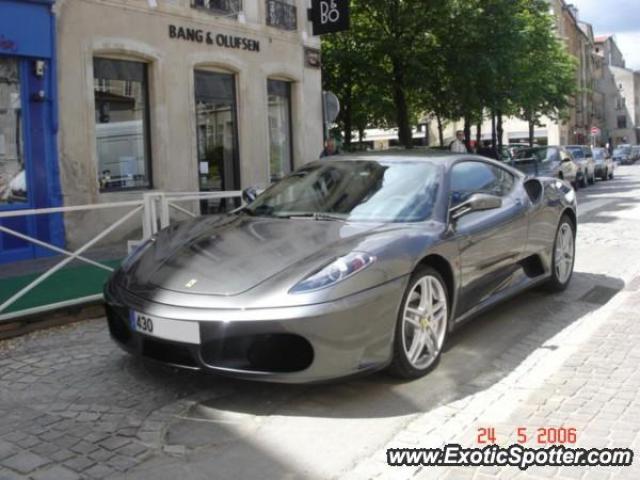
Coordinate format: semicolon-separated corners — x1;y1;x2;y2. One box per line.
84;464;116;479
100;436;130;451
62;456;95;473
31;465;80;480
1;452;49;474
0;468;26;480
0;442;16;461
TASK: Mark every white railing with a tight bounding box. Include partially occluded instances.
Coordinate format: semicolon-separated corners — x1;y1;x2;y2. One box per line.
0;191;242;323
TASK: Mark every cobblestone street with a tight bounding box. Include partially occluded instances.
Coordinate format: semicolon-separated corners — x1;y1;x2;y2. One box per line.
0;167;639;480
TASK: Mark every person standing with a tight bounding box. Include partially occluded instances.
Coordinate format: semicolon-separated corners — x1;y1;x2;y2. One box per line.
450;130;468;153
320;137;339;158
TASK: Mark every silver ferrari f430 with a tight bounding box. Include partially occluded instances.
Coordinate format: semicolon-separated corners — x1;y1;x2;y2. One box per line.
104;151;577;383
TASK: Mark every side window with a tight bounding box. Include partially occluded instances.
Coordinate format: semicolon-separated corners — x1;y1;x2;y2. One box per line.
450;161;514;205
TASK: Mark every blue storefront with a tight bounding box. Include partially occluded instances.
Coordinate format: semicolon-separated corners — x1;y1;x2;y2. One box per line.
0;0;64;263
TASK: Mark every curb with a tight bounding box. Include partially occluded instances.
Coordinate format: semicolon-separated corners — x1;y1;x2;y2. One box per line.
0;301;106;341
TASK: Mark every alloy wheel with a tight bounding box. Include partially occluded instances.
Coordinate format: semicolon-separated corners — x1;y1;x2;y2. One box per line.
555;223;575;284
401;276;448;370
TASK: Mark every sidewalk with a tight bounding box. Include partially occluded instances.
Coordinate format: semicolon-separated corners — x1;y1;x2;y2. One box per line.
345;276;640;480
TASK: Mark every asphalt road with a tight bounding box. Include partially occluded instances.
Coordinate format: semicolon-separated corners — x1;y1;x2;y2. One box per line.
0;165;639;480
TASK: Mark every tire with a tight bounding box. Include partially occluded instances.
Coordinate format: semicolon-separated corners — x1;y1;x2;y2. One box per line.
579;173;588;188
545;214;576;293
388;266;450;379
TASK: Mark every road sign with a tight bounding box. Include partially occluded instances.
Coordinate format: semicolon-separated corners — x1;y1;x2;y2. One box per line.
591;126;601;136
308;0;350;36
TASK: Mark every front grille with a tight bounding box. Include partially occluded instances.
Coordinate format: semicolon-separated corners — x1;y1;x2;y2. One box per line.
142;337;198;369
202;333;313;373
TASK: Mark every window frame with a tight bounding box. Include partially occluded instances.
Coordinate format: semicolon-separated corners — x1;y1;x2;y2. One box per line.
193;68;242;195
93;57;154;193
267;78;294;183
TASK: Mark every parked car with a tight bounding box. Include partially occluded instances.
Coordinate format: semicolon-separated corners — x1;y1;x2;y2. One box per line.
592;147;615;180
105;152;577;383
565;145;595;187
613;145;633;165
507;143;531;157
632;146;640;162
512;146;580;189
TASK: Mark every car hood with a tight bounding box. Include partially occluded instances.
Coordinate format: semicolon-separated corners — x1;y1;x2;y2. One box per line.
126;214;386;296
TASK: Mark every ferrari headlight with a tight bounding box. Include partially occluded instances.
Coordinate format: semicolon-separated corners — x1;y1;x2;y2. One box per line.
290;252;376;294
121;237;155;271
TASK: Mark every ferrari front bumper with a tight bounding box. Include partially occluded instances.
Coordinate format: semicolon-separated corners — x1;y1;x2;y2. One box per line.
104;276;408;383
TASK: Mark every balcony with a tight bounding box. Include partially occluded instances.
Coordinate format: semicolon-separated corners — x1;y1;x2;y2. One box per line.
266;0;297;31
191;0;242;17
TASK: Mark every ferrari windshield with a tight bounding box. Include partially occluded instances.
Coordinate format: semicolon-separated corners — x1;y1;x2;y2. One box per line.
245;160;441;223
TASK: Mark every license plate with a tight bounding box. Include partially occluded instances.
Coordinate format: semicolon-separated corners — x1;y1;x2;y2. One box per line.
129;311;200;345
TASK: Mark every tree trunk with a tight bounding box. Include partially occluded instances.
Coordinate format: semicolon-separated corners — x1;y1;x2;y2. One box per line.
437;115;444;147
392;60;412;148
491;111;497;149
527;112;535;147
343;91;353;150
463;116;472;152
476;120;482;149
497;110;504;154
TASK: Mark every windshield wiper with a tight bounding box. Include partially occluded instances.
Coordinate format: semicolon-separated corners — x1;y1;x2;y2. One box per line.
281;212;347;222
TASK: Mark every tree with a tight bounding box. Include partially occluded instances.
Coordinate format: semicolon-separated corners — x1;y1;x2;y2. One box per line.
322;26;386;149
323;0;448;148
513;0;577;146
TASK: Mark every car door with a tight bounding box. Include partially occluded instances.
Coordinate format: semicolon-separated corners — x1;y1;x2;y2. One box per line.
450;160;529;317
559;149;578;183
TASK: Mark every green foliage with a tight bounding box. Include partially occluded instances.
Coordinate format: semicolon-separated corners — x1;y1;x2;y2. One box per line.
321;0;578;148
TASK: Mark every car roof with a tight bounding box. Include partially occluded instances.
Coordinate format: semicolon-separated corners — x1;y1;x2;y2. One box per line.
330;148;464;166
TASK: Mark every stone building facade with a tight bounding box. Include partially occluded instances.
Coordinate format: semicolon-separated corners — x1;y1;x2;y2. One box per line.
594;35;640;146
54;0;323;247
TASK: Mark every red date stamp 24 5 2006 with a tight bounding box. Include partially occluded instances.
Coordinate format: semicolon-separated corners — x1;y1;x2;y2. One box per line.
477;427;578;446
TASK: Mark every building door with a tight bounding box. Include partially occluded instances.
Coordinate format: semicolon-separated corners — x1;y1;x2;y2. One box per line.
194;70;240;214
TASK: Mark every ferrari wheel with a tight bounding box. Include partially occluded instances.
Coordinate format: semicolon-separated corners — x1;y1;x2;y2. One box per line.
545;214;576;292
389;267;449;379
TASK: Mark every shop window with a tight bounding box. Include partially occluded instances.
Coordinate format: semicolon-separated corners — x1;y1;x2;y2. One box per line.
266;0;297;31
194;70;240;213
0;57;26;205
93;58;152;192
268;80;293;182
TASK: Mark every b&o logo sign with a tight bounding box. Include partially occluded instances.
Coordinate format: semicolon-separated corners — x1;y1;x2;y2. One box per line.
308;0;350;36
